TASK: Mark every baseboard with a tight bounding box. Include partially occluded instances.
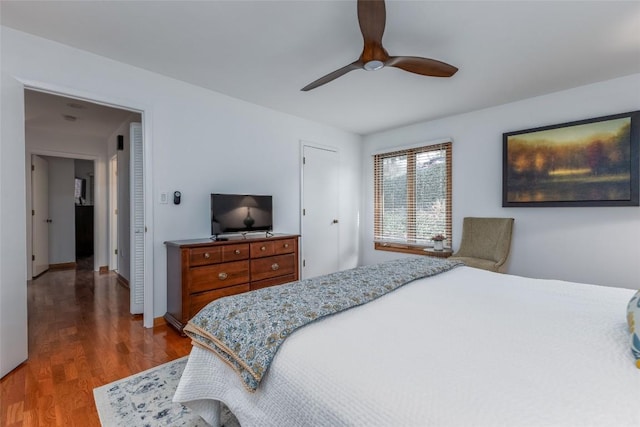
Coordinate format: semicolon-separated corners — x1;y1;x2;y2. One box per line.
49;262;77;270
32;269;48;279
116;273;130;289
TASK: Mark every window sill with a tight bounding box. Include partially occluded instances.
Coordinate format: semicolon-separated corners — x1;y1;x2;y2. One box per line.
374;242;452;258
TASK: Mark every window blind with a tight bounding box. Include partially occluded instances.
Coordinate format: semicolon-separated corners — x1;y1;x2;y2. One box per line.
374;142;452;252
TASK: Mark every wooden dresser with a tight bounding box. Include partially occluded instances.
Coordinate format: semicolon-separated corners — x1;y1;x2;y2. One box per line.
164;234;299;333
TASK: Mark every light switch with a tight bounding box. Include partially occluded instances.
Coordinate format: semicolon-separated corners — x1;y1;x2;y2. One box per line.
160;192;168;204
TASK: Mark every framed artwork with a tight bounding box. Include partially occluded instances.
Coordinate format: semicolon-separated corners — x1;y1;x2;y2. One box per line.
503;111;639;207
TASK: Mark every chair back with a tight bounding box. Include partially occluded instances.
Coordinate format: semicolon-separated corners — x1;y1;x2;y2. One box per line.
454;217;514;264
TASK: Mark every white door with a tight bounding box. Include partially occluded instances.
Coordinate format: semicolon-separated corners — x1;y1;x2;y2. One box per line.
32;155;50;277
109;155;118;271
301;145;339;279
130;123;144;314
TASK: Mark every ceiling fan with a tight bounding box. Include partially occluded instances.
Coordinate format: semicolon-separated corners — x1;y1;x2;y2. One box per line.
301;0;458;91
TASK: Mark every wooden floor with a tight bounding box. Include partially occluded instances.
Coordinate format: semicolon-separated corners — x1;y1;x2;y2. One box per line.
0;262;192;427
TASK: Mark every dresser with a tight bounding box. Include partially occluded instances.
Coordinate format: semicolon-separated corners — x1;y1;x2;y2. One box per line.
164;234;299;333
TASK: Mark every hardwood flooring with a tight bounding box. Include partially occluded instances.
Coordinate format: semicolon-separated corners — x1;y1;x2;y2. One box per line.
0;263;192;426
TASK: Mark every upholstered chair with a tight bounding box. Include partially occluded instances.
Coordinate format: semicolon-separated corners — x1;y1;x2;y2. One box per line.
449;217;514;273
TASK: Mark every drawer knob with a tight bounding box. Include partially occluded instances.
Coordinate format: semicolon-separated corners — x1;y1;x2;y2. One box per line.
234;249;241;255
203;253;211;259
260;246;266;251
283;243;289;248
271;263;279;271
218;272;228;280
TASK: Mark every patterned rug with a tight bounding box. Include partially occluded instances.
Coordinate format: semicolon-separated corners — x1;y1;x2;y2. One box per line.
93;356;240;426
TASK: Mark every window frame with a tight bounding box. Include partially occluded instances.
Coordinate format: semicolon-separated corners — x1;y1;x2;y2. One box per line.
373;141;452;256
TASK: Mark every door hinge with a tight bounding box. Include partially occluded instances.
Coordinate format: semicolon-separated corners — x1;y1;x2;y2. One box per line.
115;249;118;255
303;208;306;216
303;156;306;165
32;210;35;216
303;259;306;267
31;165;35;171
114;209;118;215
32;255;35;261
145;226;148;232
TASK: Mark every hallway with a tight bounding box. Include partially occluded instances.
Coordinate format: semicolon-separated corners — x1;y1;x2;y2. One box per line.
0;266;191;426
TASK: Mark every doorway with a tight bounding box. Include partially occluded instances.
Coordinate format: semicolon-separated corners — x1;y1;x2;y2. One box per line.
24;88;149;321
74;159;95;267
301;143;340;279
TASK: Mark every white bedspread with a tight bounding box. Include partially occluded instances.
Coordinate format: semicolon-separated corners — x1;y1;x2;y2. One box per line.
174;266;640;426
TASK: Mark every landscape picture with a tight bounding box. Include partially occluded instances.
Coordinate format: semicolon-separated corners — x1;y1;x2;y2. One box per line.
503;112;639;207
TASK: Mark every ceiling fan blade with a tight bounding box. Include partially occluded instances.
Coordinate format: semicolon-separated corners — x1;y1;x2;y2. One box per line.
301;61;363;91
357;0;386;45
386;56;458;77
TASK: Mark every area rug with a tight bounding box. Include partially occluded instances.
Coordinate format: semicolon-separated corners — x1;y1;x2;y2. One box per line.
93;356;240;426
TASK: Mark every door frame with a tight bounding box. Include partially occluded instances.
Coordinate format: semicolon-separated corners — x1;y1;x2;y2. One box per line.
21;79;155;328
299;140;340;279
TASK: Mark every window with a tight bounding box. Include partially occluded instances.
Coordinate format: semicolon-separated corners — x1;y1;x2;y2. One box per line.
374;141;452;255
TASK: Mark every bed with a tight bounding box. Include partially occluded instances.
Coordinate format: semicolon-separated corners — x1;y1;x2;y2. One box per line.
174;258;640;427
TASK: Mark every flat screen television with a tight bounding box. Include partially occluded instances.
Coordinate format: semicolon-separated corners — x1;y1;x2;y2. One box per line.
211;193;273;236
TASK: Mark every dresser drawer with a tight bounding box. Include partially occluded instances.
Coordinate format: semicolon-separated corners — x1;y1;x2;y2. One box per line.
221;243;249;262
251;254;296;281
250;239;296;258
190;283;250;317
250;241;275;258
274;238;296;255
189;246;221;266
190;260;250;293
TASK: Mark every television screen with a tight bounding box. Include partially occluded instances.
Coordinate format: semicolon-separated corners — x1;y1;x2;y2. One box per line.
211;193;273;235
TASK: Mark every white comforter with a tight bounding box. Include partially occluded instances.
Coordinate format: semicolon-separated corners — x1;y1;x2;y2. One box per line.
174;266;640;426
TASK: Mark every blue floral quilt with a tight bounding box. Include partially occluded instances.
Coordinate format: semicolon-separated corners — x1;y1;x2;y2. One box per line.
183;257;462;391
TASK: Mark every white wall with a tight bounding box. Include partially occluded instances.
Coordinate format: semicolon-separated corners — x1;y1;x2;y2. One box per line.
0;25;362;376
362;73;640;289
46;156;76;264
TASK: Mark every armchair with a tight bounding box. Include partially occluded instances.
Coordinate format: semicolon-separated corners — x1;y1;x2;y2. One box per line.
449;217;514;273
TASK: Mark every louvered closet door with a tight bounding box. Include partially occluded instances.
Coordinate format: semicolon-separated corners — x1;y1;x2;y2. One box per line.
130;122;144;314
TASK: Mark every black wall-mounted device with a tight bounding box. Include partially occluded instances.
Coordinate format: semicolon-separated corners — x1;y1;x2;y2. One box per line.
117;135;124;151
173;191;181;205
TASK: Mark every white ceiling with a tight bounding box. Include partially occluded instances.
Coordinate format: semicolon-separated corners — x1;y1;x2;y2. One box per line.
3;1;640;135
24;89;138;139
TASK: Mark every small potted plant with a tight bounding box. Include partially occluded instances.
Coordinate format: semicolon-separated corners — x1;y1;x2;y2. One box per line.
431;234;445;251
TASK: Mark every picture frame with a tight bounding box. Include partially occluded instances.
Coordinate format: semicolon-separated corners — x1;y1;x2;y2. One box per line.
503;111;639;207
